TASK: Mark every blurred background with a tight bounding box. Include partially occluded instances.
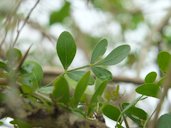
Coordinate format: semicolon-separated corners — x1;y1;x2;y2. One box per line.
1;0;171;127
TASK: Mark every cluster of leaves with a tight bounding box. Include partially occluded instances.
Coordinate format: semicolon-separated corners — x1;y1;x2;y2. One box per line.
1;31;171;128
0;31;130;127
52;31;131;119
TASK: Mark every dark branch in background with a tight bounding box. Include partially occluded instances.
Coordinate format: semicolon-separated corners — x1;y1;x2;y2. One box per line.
0;67;143;86
43;67;144;85
12;0;40;47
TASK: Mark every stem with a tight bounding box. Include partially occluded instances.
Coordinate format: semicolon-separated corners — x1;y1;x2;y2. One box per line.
34;91;52;103
119;104;129;128
67;65;90;72
45;65;90;87
123;115;129;128
143;107;156;128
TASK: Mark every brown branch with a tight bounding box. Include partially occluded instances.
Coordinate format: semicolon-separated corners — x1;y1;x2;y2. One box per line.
0;78;7;85
43;67;143;85
0;68;143;86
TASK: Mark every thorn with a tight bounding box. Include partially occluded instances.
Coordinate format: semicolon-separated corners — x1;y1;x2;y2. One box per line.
16;44;33;71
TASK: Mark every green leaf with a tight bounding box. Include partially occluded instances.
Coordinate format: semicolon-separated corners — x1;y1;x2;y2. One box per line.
6;48;22;67
0;93;5;102
0;61;7;69
88;81;107;114
49;1;70;25
20;61;43;93
18;74;39;93
157;77;165;87
157;113;171;128
97;44;130;65
52;76;70;104
116;124;124;128
102;104;120;121
10;119;31;128
145;71;157;83
73;71;90;106
157;51;171;72
92;66;112;80
38;86;53;94
90;81;107;104
136;83;160;98
57;31;76;70
67;71;95;85
94;78;103;90
122;103;148;121
22;61;43;84
91;39;108;64
0;121;3;126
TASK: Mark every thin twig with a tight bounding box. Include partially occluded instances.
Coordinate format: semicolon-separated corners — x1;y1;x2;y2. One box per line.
0;0;22;48
119;104;130;128
123;115;129;128
12;0;40;47
0;27;8;49
143;107;156;128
